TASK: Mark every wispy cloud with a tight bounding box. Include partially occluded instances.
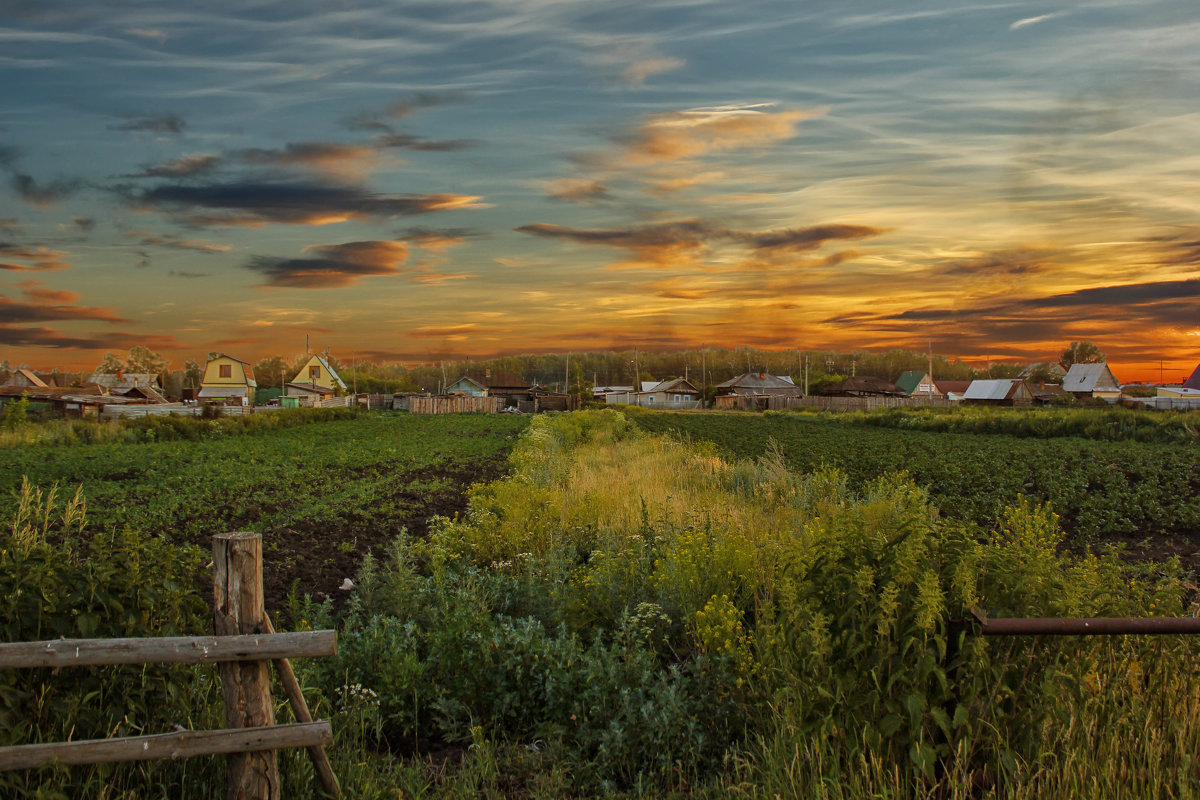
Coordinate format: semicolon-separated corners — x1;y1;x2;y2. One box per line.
1010;12;1067;31
126;230;231;253
239;142;380;181
0;243;70;271
545;179;611;203
128;154;221;179
109;114;186;135
616;104;824;166
621;57;685;86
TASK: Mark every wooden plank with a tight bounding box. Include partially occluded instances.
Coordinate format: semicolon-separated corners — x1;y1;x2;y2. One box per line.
0;631;336;669
0;722;330;772
264;617;341;798
214;532;279;799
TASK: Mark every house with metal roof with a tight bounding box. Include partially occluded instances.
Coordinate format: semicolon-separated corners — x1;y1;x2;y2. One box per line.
716;373;803;397
894;370;942;398
286;355;347;401
638;377;702;409
963;379;1034;405
2;368;48;389
200;354;257;405
934;380;971;401
1062;362;1121;402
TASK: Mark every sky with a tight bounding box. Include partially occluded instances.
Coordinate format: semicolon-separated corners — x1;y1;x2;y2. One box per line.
1;0;1198;381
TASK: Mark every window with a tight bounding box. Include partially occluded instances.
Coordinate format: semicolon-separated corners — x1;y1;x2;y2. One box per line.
309;365;321;381
219;364;231;378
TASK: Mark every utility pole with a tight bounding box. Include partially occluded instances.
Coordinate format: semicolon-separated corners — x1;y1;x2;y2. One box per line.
928;339;934;398
804;354;809;396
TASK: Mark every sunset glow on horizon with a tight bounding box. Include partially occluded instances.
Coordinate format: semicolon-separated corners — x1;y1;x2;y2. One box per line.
1;1;1198;383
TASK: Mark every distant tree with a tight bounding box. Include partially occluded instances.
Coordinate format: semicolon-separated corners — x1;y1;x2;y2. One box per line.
253;356;288;391
0;360;10;382
979;363;1024;379
1025;363;1063;384
183;359;203;389
95;352;125;374
125;346;168;375
1061;340;1105;367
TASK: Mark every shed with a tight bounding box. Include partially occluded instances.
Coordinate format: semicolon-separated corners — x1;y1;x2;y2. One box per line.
1062;362;1121;401
963;379;1034;406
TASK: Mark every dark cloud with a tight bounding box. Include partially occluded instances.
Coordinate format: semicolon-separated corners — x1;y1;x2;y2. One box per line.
0;145;19;169
109;114;186;134
345;92;468;130
169;270;208;278
940;248;1051;277
372;133;476;152
11;173;81;208
1037;278;1200;307
126;230;230;253
0;295;127;323
516;219;883;267
0;218;20;232
246;240;410;288
71;216;95;233
130;181;484;226
546;179;611;203
0;325;181;350
128;154;221;179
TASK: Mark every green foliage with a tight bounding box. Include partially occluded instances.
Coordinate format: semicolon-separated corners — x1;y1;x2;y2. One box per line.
633;411;1200;539
3;393;30;428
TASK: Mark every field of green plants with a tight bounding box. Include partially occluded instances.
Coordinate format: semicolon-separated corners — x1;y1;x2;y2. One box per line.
4;408;1200;798
0;410;529;613
630;409;1200;543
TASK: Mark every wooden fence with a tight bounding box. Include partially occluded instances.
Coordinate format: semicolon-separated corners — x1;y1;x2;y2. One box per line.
408;395;503;414
0;532;340;800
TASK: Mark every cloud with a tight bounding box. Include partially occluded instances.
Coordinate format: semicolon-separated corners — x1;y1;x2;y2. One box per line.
0;294;127;323
345;92;468;130
246;240;410;288
616;105;824;165
0;243;70;271
10;173;81;208
129;154;221;178
545;179;611;203
130;181;487;226
371;133;476;152
516;219;883;268
409;323;480;340
621;57;685;86
0;218;19;232
18;279;79;304
169;270;208;278
239;142;380;181
70;216;95;233
109;114;186;134
126;230;231;253
1010;12;1067;31
0;325;181;350
125;28;168;45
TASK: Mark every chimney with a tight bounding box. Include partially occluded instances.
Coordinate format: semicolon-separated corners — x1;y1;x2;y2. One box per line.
485;368;491;380
117;370;123;381
759;372;765;380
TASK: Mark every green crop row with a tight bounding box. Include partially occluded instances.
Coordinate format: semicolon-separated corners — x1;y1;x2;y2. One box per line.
630;411;1200;540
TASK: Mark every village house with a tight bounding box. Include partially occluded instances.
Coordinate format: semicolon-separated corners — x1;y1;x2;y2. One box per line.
717;373;803;398
963;378;1034;406
199;354;256;405
820;376;903;397
2;368;48;389
637;377;703;409
286;355;346;401
444;375;488;396
1062;362;1121;402
894;370;942;398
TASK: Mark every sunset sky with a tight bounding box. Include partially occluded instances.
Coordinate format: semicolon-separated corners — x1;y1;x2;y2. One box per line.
1;0;1198;381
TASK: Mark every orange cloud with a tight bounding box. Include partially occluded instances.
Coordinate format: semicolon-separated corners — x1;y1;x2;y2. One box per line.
240;142;381;181
0;244;70;271
620;105;824;165
19;279;79;304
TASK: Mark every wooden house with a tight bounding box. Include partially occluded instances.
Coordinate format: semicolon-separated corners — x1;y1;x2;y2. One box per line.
637;377;703;409
963;379;1033;406
199;354;256;405
445;375;488;397
1062;362;1121;402
894;370;942;398
717;373;803;398
286;355;346;401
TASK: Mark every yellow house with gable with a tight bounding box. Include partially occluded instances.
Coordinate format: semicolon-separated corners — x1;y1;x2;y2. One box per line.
286;355;347;401
199;354;256;405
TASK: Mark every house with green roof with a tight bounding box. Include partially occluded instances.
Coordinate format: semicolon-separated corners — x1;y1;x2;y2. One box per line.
894;370;942;398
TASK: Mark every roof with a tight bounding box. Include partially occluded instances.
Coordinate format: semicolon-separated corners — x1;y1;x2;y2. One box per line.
120;384;168;403
208;353;252;365
935;380;971;395
1018;361;1068;380
446;375;487;392
1186;363;1200;391
1062;362;1120;393
894;370;937;395
641;381;660;392
3;368;48;388
286;382;335;395
87;372;162;390
646;377;700;394
964;379;1025;401
716;373;803;395
820;376;902;396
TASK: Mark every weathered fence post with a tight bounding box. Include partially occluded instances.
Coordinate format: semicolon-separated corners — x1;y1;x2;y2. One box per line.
213;532;279;800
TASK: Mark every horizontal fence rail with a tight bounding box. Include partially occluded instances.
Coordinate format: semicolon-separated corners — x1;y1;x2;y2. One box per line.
0;722;331;772
957;607;1200;637
0;630;336;669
